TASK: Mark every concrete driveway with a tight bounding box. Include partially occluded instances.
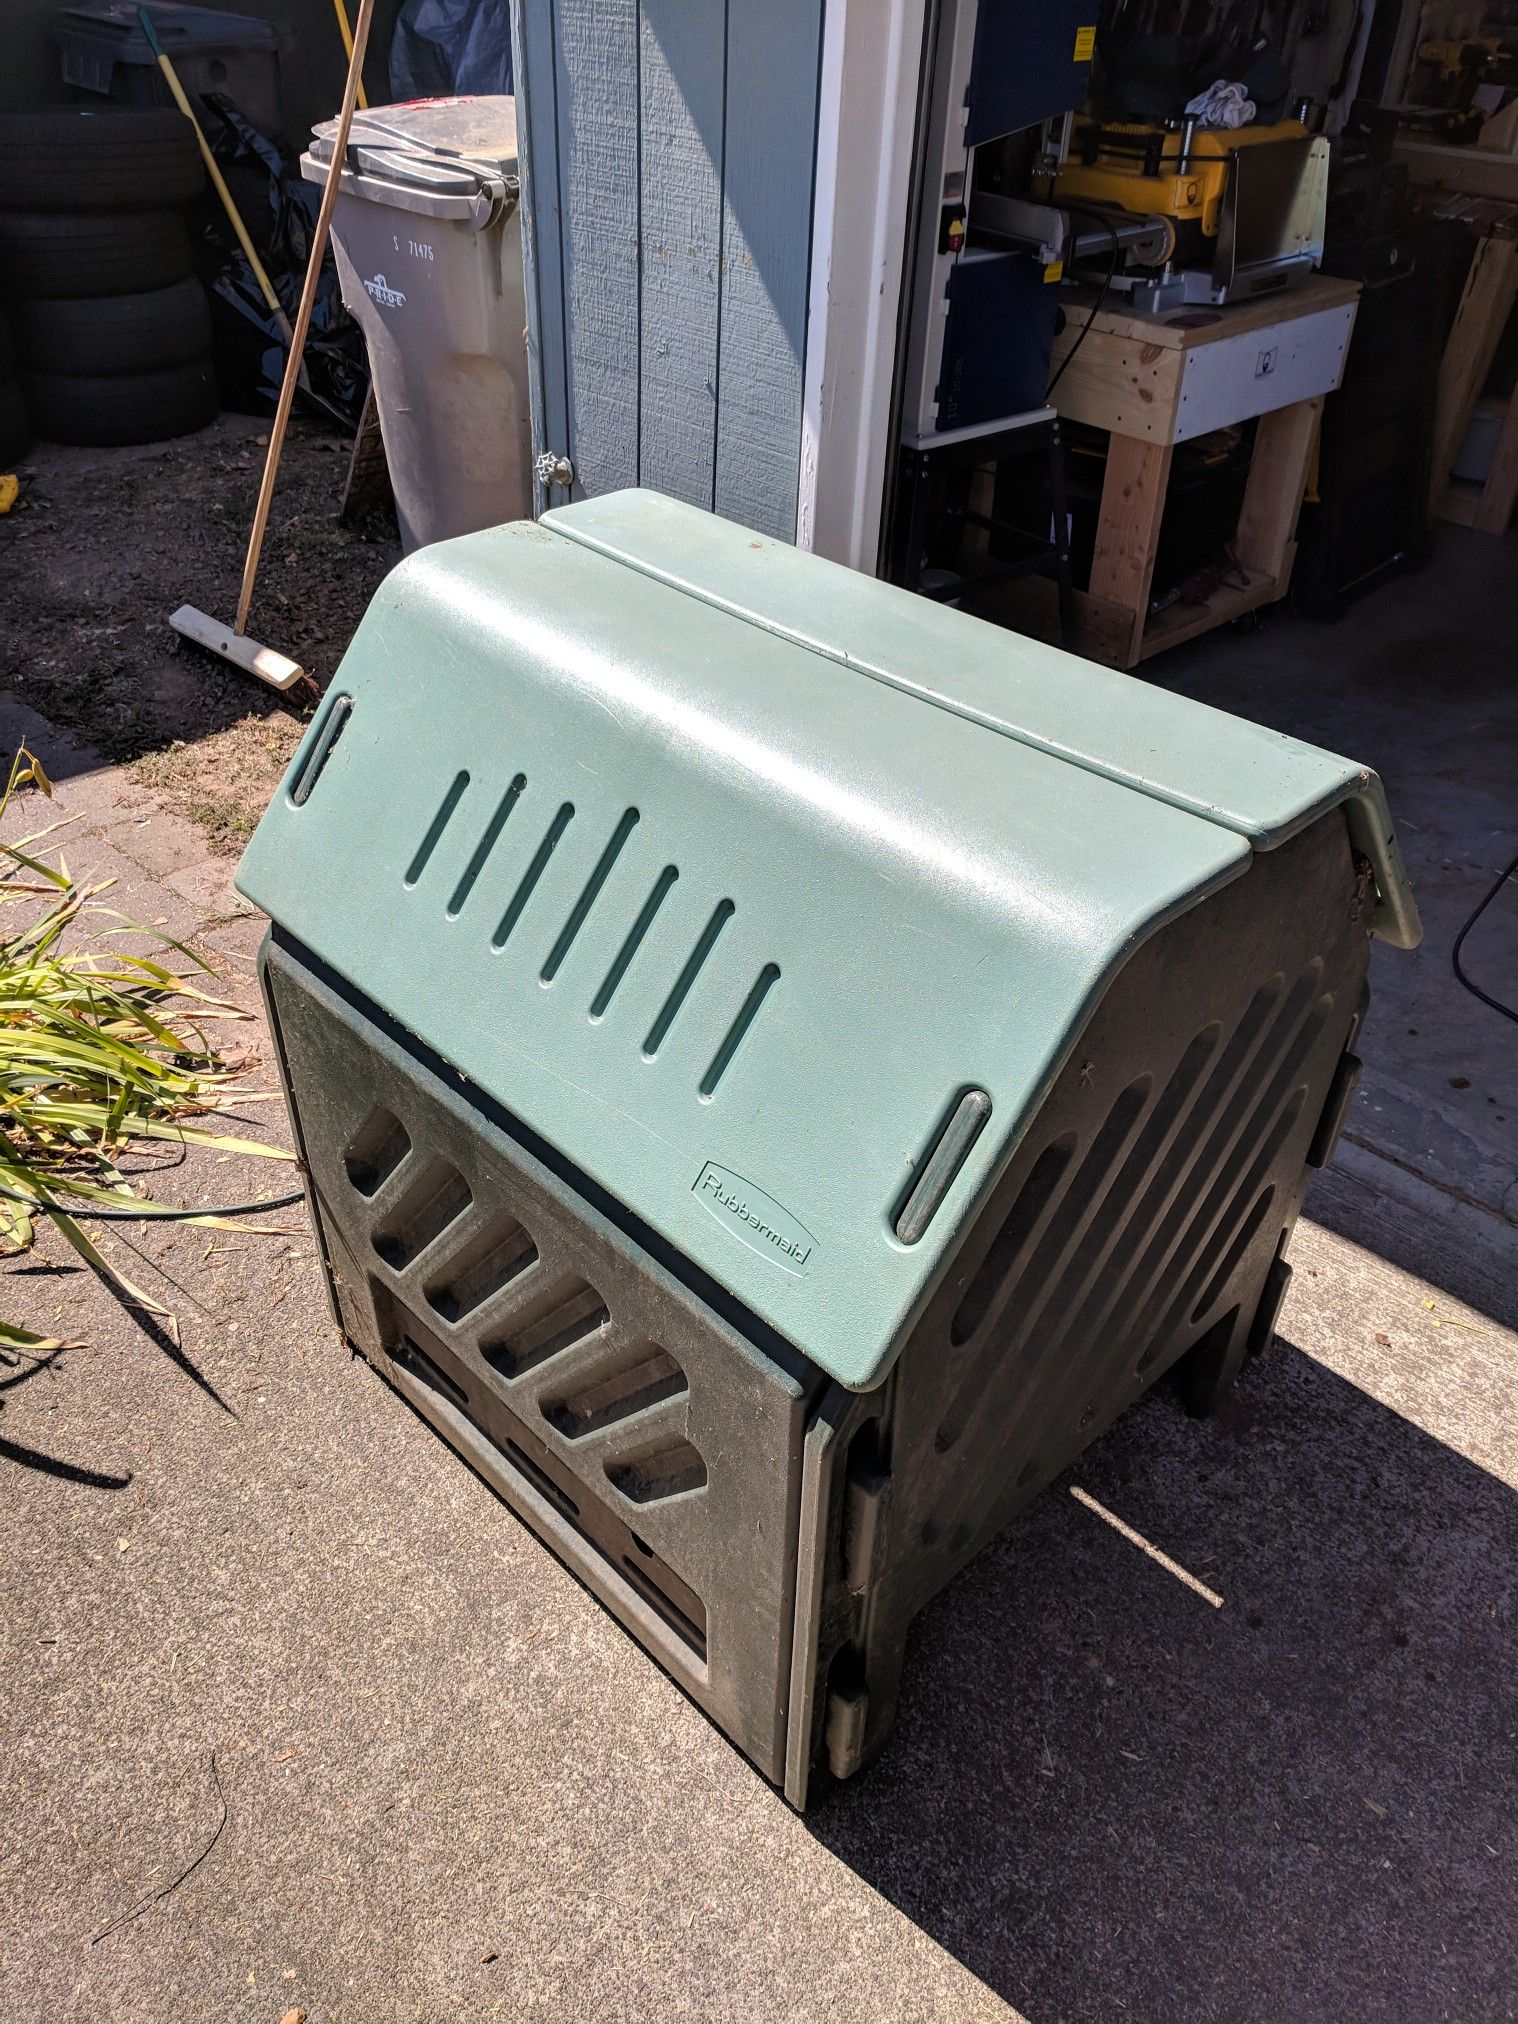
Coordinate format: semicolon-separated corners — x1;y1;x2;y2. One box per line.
2;521;1514;2022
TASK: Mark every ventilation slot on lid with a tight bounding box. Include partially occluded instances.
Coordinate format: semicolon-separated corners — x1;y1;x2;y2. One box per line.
644;899;734;1058
406;771;470;886
542;808;639;981
700;964;780;1097
289;693;352;806
493;801;575;949
591;865;679;1018
448;774;526;918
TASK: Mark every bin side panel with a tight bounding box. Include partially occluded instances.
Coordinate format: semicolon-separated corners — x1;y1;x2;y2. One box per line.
264;935;821;1784
797;813;1371;1790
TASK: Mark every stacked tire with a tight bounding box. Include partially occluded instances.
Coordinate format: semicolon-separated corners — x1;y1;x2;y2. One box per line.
0;311;30;466
0;108;218;447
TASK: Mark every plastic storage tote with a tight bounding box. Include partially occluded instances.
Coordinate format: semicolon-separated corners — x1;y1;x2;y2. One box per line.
302;97;530;553
56;2;289;139
236;490;1419;1805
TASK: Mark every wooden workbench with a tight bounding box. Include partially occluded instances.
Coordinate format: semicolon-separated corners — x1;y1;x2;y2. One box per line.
1038;274;1361;669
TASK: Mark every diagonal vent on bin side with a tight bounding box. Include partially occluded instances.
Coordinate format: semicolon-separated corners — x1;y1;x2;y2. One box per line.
372;1157;472;1269
935;960;1336;1482
605;1435;708;1504
424;1211;539;1322
1113;965;1330;1365
1190;1184;1279;1324
540;1343;688;1440
950;1134;1080;1349
344;1106;412;1196
480;1273;609;1381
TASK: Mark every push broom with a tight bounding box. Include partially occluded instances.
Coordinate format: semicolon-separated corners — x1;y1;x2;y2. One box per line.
164;0;378;691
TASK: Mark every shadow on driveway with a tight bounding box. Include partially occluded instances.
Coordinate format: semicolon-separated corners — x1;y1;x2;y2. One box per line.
811;1341;1516;2023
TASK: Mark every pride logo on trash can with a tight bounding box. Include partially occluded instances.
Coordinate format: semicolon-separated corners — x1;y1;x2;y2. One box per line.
363;273;407;309
693;1163;814;1274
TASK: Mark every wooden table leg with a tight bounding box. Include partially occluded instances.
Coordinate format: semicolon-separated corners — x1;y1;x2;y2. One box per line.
1473;392;1518;535
1235;396;1321;586
1088;434;1173;668
1430;232;1518;519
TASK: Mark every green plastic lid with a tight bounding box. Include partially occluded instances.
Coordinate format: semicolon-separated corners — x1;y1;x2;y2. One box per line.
237;491;1416;1388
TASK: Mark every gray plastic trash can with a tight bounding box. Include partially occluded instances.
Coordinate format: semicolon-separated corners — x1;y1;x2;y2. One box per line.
303;98;531;552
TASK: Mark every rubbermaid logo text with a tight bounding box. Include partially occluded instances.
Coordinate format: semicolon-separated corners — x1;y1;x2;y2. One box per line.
363;273;407;308
693;1164;814;1275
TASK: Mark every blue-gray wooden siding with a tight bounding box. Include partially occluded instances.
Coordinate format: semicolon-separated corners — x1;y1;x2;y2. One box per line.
511;0;825;542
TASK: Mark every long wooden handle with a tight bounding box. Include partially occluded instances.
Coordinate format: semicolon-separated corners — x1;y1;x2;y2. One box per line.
330;0;370;111
234;0;377;637
138;14;290;337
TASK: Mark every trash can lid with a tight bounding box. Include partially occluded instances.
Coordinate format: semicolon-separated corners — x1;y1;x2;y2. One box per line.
309;96;517;194
54;1;286;58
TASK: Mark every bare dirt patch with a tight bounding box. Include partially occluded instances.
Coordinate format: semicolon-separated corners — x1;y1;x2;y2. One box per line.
0;411;399;852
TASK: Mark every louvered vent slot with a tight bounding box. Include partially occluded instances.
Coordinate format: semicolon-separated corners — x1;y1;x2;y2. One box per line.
644;899;735;1057
591;865;679;1017
424;1212;539;1322
373;1158;472;1269
289;693;352;806
480;1275;609;1381
493;801;575;948
606;1437;708;1504
541;1344;688;1440
448;774;526;918
701;964;780;1097
952;1134;1078;1346
935;962;1335;1484
1114;973;1327;1363
1191;1185;1278;1323
406;771;470;885
344;1107;412;1196
542;808;639;980
393;1330;470;1410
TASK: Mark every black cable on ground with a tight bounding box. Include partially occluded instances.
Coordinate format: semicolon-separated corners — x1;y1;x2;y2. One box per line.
1451;846;1518;1026
0;1183;306;1222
